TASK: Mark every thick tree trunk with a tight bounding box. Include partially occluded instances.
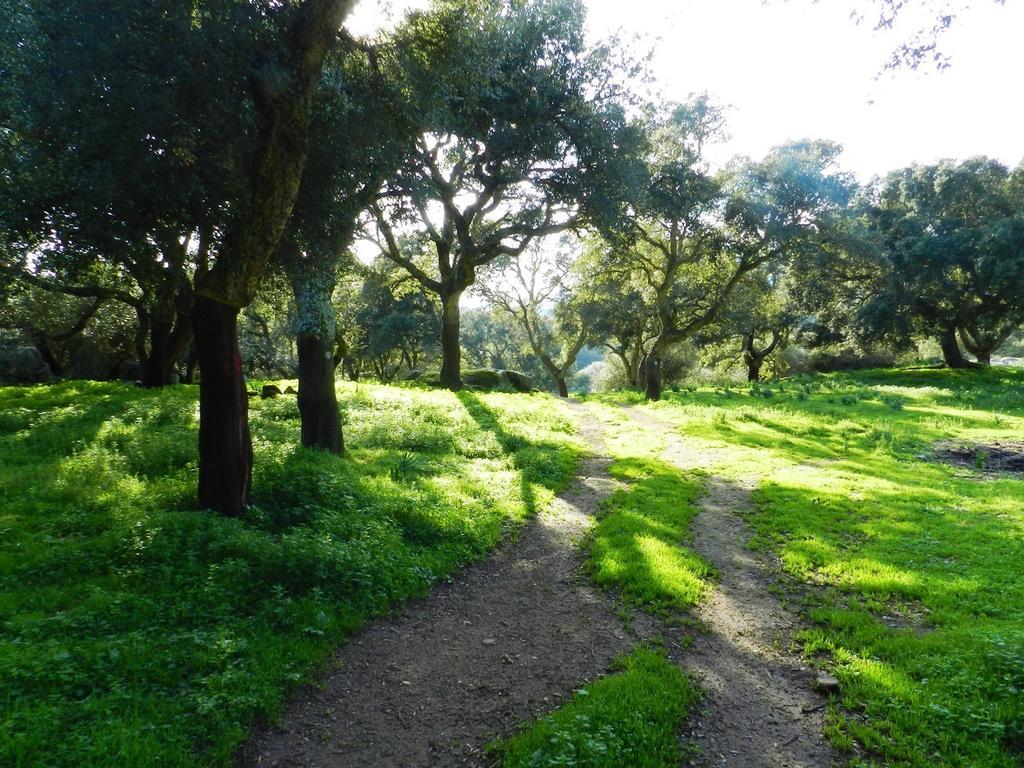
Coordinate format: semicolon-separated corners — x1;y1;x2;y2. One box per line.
192;296;252;517
939;328;969;369
974;350;992;366
746;356;762;382
439;289;463;391
556;375;569;398
291;267;343;452
297;333;343;453
643;351;663;401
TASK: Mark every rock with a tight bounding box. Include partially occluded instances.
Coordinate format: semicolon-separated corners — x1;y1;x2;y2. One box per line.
482;638;497;646
462;368;504;388
814;673;840;694
167;372;180;385
261;384;282;399
284;385;297;395
0;346;53;384
403;369;423;381
501;369;533;392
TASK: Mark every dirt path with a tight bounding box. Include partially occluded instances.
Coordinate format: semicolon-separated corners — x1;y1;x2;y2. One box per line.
623;406;836;768
243;403;659;768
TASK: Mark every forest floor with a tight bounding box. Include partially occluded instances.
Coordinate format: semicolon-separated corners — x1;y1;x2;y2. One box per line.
243;403;665;767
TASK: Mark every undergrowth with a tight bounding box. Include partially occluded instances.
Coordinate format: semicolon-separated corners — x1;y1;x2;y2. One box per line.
0;381;580;767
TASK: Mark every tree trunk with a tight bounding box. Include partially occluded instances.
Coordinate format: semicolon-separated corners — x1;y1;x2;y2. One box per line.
292;267;343;452
184;342;197;383
746;356;762;382
296;333;343;453
439;288;463;391
974;350;992;366
192;296;252;517
939;328;969;369
643;351;663;401
142;316;174;387
555;375;569;398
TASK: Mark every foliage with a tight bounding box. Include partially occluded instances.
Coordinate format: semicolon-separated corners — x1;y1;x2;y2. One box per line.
0;381;580;766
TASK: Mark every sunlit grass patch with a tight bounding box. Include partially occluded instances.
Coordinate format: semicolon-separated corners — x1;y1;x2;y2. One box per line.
646;367;1024;766
587;456;713;614
494;647;701;768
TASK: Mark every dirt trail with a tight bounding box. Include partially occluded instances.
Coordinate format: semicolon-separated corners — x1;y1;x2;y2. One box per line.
244;403;659;768
623;405;836;768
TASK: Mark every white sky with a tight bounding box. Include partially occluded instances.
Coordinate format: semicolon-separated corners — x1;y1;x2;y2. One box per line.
346;0;1023;182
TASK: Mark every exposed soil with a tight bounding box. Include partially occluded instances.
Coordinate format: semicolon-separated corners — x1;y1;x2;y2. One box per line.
243;403;662;768
933;439;1024;473
622;406;836;768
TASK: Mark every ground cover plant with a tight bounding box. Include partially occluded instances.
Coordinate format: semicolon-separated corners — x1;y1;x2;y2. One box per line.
621;367;1024;767
494;647;701;768
0;381;580;767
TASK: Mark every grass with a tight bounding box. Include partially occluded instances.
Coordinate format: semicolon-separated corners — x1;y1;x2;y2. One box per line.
494;647;701;768
588;457;712;614
619;367;1024;767
0;380;581;767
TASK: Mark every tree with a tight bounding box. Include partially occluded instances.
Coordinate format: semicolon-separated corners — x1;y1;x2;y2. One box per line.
695;267;800;381
0;1;251;387
189;0;355;515
277;31;410;453
369;0;640;390
859;158;1024;367
479;242;588;397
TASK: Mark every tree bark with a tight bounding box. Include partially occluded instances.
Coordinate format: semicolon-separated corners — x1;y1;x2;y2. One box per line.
555;375;569;398
746;357;762;382
192;295;252;517
939;328;969;369
142;315;175;386
643;351;663;401
297;333;343;452
439;288;463;391
291;257;343;452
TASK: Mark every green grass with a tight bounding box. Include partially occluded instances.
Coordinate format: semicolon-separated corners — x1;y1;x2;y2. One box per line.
621;367;1024;767
0;380;581;767
588;457;712;614
494;647;701;768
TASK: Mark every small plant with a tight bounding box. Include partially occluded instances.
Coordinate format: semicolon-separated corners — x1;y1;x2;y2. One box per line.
390;451;422;481
974;449;988;471
840;394;858;406
795;390;810;401
882;396;905;411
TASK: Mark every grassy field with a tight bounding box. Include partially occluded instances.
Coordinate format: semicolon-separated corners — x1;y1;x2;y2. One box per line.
0;381;581;767
626;368;1024;767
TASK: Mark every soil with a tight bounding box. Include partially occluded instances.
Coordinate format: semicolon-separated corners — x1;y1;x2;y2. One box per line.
242;402;662;768
622;405;836;768
933;439;1024;473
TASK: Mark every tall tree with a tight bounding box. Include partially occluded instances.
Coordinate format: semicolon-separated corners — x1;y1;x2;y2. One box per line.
369;0;641;390
190;0;355;515
277;31;409;453
859;158;1024;367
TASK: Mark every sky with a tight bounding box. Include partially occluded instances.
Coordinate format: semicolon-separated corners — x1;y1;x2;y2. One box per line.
346;0;1024;182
